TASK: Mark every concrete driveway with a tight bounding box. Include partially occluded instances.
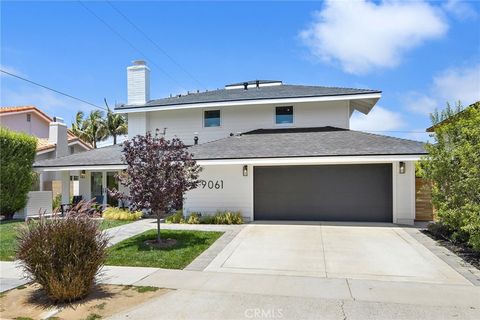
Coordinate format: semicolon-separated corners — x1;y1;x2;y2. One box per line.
205;223;471;285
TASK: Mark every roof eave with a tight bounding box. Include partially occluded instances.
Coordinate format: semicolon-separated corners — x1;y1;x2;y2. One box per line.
114;92;382;114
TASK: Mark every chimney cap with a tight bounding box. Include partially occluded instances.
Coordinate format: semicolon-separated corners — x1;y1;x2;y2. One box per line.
132;60;146;66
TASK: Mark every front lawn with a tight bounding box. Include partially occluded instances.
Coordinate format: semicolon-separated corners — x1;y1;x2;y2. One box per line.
0;219;134;261
100;219;133;230
0;220;22;261
105;229;223;269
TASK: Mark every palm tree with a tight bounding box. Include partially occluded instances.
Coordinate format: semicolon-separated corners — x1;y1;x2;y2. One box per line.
103;99;128;145
71;111;87;141
84;110;107;148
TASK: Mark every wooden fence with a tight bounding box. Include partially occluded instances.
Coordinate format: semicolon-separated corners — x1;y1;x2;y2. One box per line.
415;178;434;221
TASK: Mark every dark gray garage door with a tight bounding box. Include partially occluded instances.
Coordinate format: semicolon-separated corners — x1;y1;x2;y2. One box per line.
254;164;392;222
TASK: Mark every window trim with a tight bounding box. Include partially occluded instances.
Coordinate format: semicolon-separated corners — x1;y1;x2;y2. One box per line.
203;109;222;128
274;106;294;126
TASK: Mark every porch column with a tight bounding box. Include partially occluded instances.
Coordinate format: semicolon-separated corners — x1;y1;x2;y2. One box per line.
39;172;44;191
102;171;107;205
61;171;70;205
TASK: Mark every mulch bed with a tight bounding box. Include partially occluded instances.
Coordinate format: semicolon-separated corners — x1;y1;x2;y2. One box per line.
422;230;480;270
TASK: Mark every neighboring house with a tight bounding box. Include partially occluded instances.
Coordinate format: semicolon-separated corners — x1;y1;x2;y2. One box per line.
0;106;92;196
34;61;426;224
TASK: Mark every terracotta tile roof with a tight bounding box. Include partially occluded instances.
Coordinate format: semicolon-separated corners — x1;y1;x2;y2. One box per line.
36;138;56;152
0;105;52;122
36;136;91;152
1;105;93;150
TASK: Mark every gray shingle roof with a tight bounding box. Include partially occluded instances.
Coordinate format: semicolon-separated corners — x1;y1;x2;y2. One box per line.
188;127;426;160
34;144;124;168
115;84;381;110
34;127;425;168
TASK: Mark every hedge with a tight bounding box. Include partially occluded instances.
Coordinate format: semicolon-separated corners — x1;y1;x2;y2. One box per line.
0;128;37;219
420;103;480;251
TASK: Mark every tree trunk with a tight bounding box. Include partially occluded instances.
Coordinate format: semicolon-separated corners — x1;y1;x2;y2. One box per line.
113;134;117;145
156;214;161;243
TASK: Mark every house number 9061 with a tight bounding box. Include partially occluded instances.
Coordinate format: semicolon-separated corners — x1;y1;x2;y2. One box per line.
200;180;224;189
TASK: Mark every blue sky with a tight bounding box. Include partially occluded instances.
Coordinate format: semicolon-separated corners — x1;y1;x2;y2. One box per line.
1;0;479;143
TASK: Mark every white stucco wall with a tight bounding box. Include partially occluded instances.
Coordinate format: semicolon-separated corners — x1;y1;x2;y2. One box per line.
183;164;253;220
393;161;416;225
185;161;416;224
127;100;350;143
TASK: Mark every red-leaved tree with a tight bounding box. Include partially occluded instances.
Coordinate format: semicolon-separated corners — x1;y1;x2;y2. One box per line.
112;130;201;244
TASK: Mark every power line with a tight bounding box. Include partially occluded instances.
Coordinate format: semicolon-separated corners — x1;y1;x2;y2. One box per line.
0;69;106;110
78;1;188;92
106;1;206;90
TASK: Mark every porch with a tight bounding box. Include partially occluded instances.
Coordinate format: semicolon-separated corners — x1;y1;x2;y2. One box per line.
35;167;128;209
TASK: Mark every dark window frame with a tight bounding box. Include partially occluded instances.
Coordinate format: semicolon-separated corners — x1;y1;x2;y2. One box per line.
275;106;294;125
204;109;221;128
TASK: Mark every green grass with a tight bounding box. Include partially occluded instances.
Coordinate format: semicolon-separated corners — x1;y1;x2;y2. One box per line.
0;220;23;261
99;219;132;230
0;219;133;261
105;229;223;269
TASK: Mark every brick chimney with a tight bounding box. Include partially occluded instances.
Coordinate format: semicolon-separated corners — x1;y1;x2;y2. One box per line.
127;60;150;105
48;117;68;158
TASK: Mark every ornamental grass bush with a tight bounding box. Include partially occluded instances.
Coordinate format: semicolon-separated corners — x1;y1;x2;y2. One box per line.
102;207;143;221
212;210;244;224
16;203;109;303
166;210;243;225
165;210;185;224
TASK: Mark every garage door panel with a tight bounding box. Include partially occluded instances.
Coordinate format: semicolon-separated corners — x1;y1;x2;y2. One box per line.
254;164;392;222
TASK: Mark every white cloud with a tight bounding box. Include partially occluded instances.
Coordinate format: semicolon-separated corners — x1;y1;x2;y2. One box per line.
299;0;448;74
405;92;439;116
433;64;480;104
443;0;478;20
406;63;480;115
1;86;96;124
0;64;25;78
350;106;405;132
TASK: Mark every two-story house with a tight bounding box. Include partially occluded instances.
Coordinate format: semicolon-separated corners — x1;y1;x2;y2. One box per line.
34;61;426;224
0;106;91;196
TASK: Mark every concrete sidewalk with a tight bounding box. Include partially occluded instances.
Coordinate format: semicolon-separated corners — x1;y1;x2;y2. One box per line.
106;268;480;320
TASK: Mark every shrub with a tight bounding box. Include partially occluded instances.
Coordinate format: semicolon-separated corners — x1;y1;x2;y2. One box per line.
166;210;244;224
0;128;37;219
420;103;480;251
187;212;201;224
52;194;62;210
165;210;185;224
213;210;244;224
427;221;453;240
16;209;109;302
102;207;142;221
199;214;215;224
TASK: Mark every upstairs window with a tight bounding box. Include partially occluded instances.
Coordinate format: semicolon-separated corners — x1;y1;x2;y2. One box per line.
276;106;293;124
204;110;220;127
